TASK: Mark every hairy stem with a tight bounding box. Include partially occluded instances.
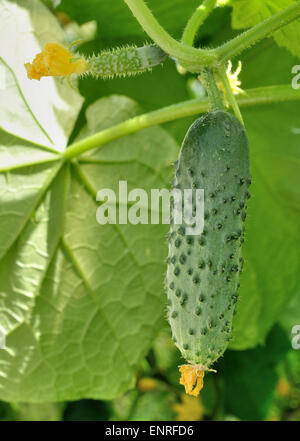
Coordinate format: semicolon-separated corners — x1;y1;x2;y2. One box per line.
182;0;218;46
123;0;217;70
123;0;300;72
217;65;244;124
201;67;224;111
63;85;300;160
216;2;300;62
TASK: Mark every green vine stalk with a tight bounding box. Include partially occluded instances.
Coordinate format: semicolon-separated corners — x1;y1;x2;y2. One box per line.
63;85;300;160
123;0;217;71
123;0;300;71
201;67;224;111
216;3;300;62
182;0;218;46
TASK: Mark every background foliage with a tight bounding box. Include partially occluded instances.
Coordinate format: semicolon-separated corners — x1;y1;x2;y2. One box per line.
0;0;299;420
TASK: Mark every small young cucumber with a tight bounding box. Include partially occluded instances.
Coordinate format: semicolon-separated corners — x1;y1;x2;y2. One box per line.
87;45;167;79
166;110;251;377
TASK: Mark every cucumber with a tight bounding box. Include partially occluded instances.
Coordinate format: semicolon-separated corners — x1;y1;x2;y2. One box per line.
25;43;166;81
166;110;251;383
87;45;167;79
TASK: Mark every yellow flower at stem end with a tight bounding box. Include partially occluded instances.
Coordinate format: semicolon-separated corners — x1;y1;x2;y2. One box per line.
25;42;88;80
179;364;216;397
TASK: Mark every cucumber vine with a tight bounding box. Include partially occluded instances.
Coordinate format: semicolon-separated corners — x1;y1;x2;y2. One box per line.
25;0;300;158
64;0;300;158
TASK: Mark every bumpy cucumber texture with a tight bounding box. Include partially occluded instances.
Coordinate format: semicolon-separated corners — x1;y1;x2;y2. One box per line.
166;110;251;368
87;45;167;79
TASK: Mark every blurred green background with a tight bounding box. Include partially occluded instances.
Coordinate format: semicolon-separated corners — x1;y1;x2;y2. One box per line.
1;324;300;421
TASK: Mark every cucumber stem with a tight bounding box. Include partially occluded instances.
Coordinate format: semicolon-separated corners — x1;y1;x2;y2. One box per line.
217;65;244;125
201;68;224;111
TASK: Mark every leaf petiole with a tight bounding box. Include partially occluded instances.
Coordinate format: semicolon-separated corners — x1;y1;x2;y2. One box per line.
63;85;300;160
200;67;224;111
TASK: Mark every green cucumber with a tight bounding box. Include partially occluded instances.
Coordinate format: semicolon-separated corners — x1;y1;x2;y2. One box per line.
166;110;251;372
86;45;167;79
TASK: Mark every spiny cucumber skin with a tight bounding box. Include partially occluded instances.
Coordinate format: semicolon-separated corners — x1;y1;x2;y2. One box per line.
166;111;251;367
86;45;167;79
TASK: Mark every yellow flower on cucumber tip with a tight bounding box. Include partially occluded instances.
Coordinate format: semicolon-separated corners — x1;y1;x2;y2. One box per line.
25;42;88;80
179;363;216;397
179;365;204;397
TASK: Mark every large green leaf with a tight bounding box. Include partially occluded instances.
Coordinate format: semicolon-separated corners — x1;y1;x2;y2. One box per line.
0;0;83;333
0;0;178;402
228;0;300;58
0;0;83;149
0;94;178;402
